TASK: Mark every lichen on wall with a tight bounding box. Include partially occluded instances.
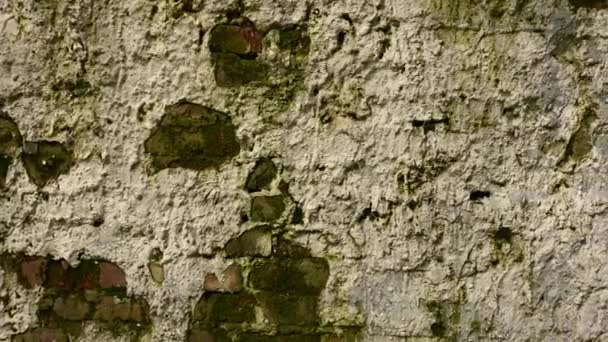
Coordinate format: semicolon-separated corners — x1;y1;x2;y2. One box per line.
1;0;608;341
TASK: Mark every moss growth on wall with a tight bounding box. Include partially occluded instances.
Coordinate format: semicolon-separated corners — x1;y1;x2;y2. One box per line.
144;101;240;171
21;141;72;187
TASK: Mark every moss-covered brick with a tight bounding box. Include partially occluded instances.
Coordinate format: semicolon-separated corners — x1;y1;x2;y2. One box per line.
213;53;269;87
144;101;240;171
224;226;272;257
257;292;319;325
192;292;257;323
52;295;91;320
246;158;277;192
250;195;286;222
248;258;329;294
278;25;311;56
21;141;72;187
11;327;68;342
93;296;149;323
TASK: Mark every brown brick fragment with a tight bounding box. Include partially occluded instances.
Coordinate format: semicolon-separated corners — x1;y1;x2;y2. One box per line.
99;262;127;288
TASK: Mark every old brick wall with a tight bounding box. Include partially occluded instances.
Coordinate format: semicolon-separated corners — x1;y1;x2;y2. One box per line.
1;0;608;341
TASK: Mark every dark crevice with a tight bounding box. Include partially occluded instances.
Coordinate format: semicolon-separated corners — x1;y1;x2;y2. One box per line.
412;118;450;133
469;191;491;201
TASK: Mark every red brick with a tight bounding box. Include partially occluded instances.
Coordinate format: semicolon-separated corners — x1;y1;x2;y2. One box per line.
20;258;46;288
204;263;242;293
98;262;126;288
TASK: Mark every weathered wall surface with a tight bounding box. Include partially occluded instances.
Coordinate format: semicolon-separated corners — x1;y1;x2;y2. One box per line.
0;0;607;341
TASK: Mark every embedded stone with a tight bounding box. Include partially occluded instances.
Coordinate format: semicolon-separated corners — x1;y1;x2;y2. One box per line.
273;238;311;258
52;295;91;320
21;141;72;187
213;53;269;87
204;263;243;293
224;226;272;257
246;158;277;192
148;261;165;284
257;292;319;325
192;292;257;323
144;101;240;171
248;258;329;294
250;195;286;222
99;262;127;288
209;24;261;57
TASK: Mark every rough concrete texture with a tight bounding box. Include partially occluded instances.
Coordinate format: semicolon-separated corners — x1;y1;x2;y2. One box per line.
0;0;608;341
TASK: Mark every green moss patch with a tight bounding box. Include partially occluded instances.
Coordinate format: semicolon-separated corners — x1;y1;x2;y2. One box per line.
144;101;240;171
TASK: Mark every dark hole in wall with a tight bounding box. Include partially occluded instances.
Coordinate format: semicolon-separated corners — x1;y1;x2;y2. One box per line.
469;191;491;201
430;322;446;337
412;118;450;133
336;31;346;48
340;13;353;25
356;207;380;223
494;227;512;245
92;216;104;227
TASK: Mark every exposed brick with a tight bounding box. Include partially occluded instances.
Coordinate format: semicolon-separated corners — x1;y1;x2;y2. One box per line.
44;259;99;290
52;295;91;320
248;258;329;295
20;258;46;288
257;292;319;325
250;195;286;222
144;101;241;171
224;227;272;257
94;296;148;323
11;327;68;342
209;25;260;57
99;262;127;288
45;260;72;289
193;292;257;323
204;263;243;293
273;238;312;258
